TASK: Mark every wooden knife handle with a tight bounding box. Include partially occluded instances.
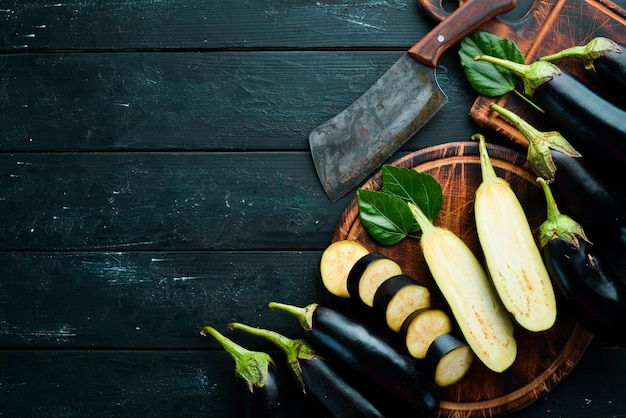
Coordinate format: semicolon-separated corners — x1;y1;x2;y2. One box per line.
408;0;517;67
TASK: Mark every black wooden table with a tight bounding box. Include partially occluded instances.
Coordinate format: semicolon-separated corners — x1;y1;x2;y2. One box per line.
1;1;625;417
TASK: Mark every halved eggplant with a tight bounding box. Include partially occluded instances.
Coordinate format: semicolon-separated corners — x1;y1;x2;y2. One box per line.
320;240;370;298
347;252;403;307
373;274;431;332
426;333;474;387
408;202;517;373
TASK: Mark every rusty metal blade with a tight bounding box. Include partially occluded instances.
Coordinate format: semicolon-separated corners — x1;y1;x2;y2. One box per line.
308;0;517;202
309;54;446;202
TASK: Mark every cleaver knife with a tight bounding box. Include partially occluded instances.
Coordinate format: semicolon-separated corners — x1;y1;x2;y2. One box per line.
309;0;517;202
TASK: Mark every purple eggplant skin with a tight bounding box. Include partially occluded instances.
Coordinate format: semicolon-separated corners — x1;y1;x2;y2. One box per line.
531;70;626;182
269;302;440;418
537;178;626;347
199;326;290;418
242;365;289;418
229;322;385;418
298;356;386;418
549;150;626;248
542;237;626;346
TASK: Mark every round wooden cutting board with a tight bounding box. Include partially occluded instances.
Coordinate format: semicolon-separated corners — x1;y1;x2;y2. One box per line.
331;141;593;418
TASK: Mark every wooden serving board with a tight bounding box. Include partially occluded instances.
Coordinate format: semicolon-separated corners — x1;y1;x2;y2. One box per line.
421;0;626;147
332;142;592;418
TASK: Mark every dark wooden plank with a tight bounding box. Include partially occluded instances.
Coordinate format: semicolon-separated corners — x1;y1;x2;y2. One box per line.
509;346;626;417
0;151;351;250
0;51;480;152
0;347;624;417
0;251;325;348
0;0;538;52
0;0;425;51
0;349;315;417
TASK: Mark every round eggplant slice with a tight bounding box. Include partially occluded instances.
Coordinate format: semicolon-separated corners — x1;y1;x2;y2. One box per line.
425;332;474;387
347;253;403;307
373;275;431;332
320;240;370;298
402;308;452;359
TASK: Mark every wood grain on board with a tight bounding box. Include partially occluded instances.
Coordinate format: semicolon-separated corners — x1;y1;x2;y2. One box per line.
333;142;593;418
469;0;626;146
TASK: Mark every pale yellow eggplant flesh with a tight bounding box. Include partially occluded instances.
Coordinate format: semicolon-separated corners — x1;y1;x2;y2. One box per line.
410;203;517;373
474;135;557;332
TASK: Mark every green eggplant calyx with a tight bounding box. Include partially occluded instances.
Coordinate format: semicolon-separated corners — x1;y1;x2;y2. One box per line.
537;178;588;248
476;54;560;96
540;37;622;71
200;325;273;392
229;322;319;392
268;301;316;332
490;103;581;181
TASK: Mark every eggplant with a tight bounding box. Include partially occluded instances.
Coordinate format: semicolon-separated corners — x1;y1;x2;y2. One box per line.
408;202;517;373
425;332;474;387
473;133;557;332
490;103;626;249
537;178;626;346
593;44;626;103
229;322;385;418
477;55;626;186
268;301;440;417
200;326;289;418
372;274;431;332
540;37;626;108
549;151;626;246
401;308;451;359
346;252;403;307
320;240;370;298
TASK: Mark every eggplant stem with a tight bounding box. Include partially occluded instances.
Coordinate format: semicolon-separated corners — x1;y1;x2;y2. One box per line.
230;322;318;391
230;322;291;352
491;103;540;143
472;134;498;184
408;202;437;235
200;325;272;391
540;37;622;70
475;54;560;96
268;301;316;332
490;103;581;181
229;322;318;361
537;177;562;221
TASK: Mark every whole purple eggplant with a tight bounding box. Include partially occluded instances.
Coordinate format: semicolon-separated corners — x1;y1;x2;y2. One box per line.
479;55;626;189
229;322;386;418
200;326;290;418
490;103;626;249
268;301;440;418
537;179;626;346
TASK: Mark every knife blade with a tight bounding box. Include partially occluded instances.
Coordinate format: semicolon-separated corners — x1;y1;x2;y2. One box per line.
309;0;517;202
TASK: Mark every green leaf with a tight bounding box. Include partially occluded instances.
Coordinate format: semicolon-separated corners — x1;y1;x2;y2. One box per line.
357;189;415;246
459;30;525;97
381;165;442;222
356;166;443;246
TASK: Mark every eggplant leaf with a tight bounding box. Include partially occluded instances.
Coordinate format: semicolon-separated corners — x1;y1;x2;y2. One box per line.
357;166;443;246
381;165;442;222
459;30;525;97
357;189;415;246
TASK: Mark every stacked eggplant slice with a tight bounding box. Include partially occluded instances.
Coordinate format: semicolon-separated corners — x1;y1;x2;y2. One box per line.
320;240;475;387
